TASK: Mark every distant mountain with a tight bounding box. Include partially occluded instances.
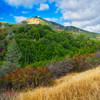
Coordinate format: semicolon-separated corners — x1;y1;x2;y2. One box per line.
0;17;100;39
65;26;100;39
20;16;100;39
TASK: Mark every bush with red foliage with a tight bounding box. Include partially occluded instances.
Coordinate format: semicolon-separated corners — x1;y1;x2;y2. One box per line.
0;48;4;53
0;66;52;90
72;52;99;71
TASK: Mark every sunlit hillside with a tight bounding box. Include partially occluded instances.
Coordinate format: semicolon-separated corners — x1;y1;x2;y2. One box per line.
16;66;100;100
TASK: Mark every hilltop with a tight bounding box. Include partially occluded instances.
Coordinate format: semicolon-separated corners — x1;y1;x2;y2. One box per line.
20;16;65;31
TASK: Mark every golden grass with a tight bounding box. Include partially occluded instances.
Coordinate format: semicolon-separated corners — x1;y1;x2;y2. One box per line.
16;66;100;100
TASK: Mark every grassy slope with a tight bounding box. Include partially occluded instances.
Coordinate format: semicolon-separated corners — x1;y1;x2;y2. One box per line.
16;65;100;100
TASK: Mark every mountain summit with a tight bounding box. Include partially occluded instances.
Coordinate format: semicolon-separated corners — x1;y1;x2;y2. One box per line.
21;16;45;25
21;16;65;31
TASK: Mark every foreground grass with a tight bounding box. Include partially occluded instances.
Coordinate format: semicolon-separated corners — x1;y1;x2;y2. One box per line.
15;65;100;100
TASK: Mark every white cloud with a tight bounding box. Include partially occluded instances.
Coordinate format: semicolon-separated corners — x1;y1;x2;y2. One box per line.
85;24;100;33
45;17;58;22
51;0;100;33
64;22;71;26
6;0;46;8
5;0;100;32
14;16;27;23
38;3;49;11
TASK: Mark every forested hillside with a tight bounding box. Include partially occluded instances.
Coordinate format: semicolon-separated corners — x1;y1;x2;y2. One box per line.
0;19;100;99
21;17;100;39
0;24;100;68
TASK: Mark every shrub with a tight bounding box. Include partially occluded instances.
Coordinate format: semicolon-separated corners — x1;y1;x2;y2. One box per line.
72;51;100;71
0;66;52;91
47;57;75;78
86;51;100;66
0;39;22;77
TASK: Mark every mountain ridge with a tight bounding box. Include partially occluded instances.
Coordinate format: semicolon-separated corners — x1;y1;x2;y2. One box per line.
0;16;100;39
20;16;100;39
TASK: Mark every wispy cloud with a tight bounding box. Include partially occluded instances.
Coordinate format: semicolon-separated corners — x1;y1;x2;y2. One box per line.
45;17;58;22
5;0;46;8
64;22;71;26
14;16;27;23
51;0;100;32
4;0;100;32
38;3;49;11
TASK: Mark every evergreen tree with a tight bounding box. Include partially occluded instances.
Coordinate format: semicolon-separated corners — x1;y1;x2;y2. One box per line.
6;30;15;40
0;39;22;77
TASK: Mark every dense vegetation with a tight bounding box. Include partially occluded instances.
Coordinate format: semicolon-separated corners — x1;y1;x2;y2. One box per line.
1;24;100;67
20;17;100;39
0;23;100;91
15;25;100;64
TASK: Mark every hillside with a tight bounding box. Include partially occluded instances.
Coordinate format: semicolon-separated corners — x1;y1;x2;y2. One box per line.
0;22;100;69
16;65;100;100
0;17;100;100
0;17;100;98
65;26;100;39
1;0;100;99
20;16;100;39
0;17;100;39
21;16;65;31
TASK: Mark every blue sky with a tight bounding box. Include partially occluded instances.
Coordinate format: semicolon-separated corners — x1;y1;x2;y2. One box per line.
0;0;64;24
0;0;100;33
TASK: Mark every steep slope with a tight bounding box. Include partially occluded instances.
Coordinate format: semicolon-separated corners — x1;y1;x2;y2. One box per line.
21;16;100;39
16;66;100;100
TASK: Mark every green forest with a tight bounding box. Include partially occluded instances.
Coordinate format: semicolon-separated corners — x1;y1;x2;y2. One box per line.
0;23;100;92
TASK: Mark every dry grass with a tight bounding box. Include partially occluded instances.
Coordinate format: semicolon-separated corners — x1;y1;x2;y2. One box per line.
16;66;100;100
